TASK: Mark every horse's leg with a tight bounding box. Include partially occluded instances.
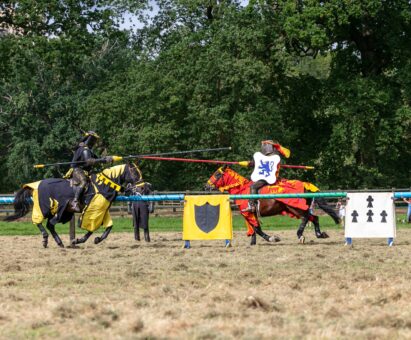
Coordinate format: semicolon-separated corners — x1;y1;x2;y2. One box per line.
144;229;150;242
253;226;280;243
132;205;140;241
72;231;93;245
134;225;140;241
244;219;257;245
316;197;341;224
46;221;64;248
94;226;112;244
312;215;329;238
36;223;49;248
250;233;257;245
141;206;150;242
297;215;309;242
283;205;309;243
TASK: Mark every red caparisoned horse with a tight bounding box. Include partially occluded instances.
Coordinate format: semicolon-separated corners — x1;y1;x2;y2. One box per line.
205;166;340;245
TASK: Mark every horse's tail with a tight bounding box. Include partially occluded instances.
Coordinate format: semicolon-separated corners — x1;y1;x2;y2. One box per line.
315;197;341;224
4;187;33;221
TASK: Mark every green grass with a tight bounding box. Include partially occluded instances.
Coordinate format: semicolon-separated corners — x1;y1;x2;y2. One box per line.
0;214;408;236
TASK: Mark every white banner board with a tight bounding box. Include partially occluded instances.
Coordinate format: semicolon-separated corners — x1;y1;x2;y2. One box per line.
345;192;396;238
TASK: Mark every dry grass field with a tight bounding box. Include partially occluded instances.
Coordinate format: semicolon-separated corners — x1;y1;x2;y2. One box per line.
1;229;411;339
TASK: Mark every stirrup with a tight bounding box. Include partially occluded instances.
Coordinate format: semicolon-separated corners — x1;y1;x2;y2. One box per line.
241;205;256;213
69;200;82;213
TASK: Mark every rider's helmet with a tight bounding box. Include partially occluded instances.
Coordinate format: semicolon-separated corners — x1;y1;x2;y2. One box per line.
81;131;100;148
261;140;290;158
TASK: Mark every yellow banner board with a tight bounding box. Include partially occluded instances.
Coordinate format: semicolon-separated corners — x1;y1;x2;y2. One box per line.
183;195;232;240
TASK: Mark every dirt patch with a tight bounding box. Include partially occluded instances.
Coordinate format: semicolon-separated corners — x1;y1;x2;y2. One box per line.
1;230;411;338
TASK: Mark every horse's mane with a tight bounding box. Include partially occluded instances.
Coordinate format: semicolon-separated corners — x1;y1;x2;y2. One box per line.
99;164;127;180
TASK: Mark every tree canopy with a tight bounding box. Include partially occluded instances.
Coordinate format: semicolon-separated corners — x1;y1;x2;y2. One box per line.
1;0;410;192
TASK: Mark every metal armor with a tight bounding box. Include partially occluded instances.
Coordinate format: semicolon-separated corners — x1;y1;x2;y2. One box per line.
242;140;290;213
69;131;100;212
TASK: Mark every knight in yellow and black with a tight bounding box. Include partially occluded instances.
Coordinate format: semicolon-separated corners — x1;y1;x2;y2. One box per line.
72;162;143;246
5;162;144;248
69;131;113;213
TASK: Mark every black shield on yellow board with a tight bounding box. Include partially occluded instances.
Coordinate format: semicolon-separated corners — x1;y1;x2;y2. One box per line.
194;203;220;233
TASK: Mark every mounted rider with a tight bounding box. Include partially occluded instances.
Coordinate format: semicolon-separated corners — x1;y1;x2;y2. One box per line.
242;140;291;213
68;131;112;213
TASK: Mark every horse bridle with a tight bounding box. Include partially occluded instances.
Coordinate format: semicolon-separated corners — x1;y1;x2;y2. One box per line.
208;167;248;192
207;167;225;189
127;162;142;183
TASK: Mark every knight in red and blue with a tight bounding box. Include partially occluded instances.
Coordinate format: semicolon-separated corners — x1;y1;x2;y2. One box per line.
242;140;291;213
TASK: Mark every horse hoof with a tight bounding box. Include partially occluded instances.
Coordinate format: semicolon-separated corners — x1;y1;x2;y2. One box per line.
250;234;257;246
299;236;305;244
94;237;101;244
58;243;65;248
268;236;281;242
317;232;329;239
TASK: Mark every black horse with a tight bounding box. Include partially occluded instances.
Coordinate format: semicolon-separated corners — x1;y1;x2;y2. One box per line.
5;163;142;248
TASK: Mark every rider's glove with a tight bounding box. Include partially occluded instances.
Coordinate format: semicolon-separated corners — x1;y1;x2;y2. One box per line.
86;158;96;166
104;156;114;164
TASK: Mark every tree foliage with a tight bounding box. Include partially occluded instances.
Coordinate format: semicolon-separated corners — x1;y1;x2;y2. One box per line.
1;0;410;192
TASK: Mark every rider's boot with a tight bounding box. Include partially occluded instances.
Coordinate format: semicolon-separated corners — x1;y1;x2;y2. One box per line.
69;199;81;213
69;186;83;213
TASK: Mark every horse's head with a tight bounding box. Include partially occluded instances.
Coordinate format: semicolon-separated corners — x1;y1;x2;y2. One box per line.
204;165;229;192
128;181;153;196
205;165;249;193
123;162;143;194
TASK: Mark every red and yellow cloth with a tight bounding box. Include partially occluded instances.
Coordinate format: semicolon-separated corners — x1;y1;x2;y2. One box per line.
233;179;319;235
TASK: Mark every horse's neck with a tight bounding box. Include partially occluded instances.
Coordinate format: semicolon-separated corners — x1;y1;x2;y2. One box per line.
227;185;250;195
98;164;126;184
221;170;250;194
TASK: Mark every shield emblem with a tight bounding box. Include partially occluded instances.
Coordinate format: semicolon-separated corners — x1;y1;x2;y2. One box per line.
194;202;220;233
251;152;281;184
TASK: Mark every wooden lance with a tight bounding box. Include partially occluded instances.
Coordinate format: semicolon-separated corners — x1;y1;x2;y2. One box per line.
33;147;232;169
138;155;314;170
